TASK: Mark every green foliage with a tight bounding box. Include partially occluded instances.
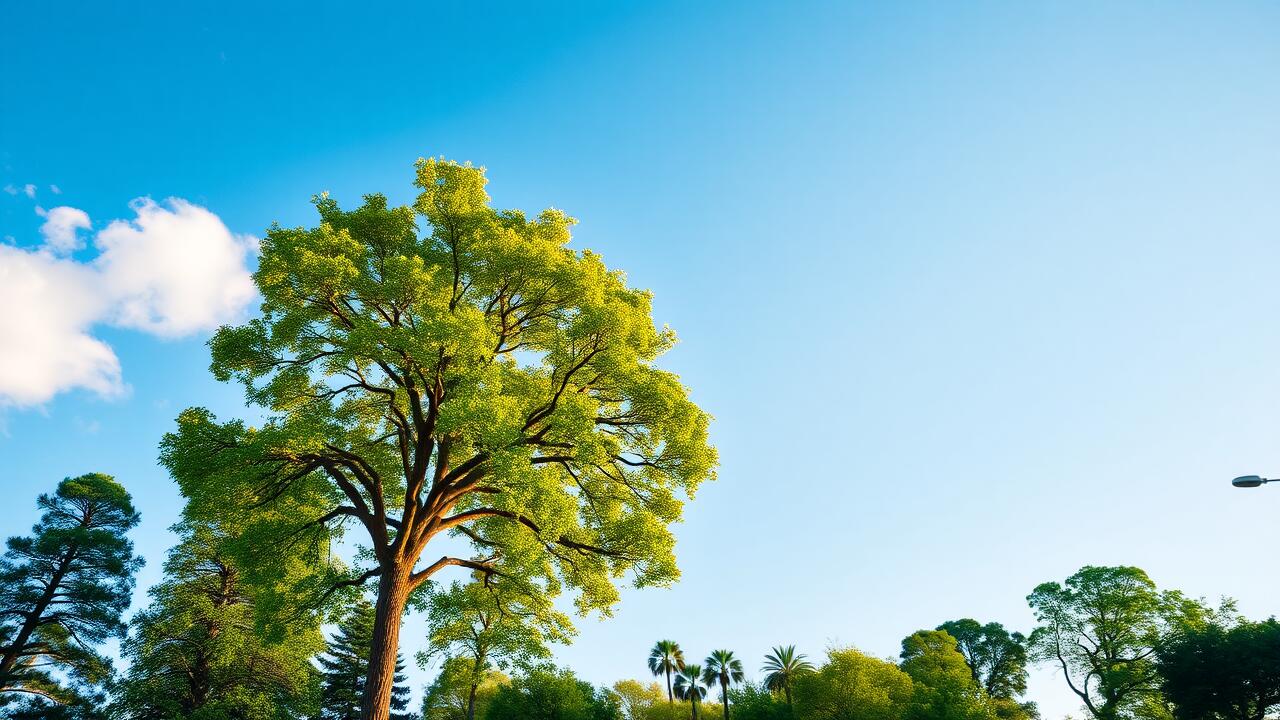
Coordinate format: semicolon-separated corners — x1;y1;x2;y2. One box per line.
423;658;507;720
317;599;415;720
792;648;913;720
761;645;815;706
900;631;997;720
648;640;686;704
611;680;666;720
484;667;620;720
727;681;793;720
417;577;573;720
1157;617;1280;720
111;520;321;720
161;157;716;719
1027;565;1225;720
935;620;1028;700
0;473;143;707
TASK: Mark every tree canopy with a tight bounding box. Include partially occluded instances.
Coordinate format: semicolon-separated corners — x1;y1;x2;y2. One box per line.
1027;565;1223;720
1157;618;1280;720
0;473;142;710
935;620;1028;700
161;157;716;720
792;648;914;720
900;630;996;720
484;667;620;720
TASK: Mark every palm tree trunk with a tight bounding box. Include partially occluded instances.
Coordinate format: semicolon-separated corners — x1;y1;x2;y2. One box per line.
667;669;673;704
722;679;730;720
784;683;792;707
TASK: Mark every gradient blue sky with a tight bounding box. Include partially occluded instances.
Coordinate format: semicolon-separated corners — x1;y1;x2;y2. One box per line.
3;2;1279;716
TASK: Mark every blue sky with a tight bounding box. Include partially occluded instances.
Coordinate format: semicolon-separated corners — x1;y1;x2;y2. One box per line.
3;1;1280;716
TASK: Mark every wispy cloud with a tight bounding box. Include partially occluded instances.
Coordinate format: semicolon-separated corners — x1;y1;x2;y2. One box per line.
4;182;41;198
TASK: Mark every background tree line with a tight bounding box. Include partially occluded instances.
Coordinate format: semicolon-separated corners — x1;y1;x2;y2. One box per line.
1;475;1276;720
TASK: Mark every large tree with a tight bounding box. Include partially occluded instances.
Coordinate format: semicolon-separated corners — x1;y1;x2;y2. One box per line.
317;599;415;720
1157;618;1280;720
419;578;572;720
0;473;142;709
936;620;1028;700
161;158;716;720
112;521;321;719
1027;566;1221;720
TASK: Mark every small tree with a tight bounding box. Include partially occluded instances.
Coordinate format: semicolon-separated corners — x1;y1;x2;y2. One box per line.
112;520;322;719
727;681;792;720
419;578;572;720
674;665;710;720
0;473;142;708
422;657;507;720
612;679;666;720
318;600;414;720
485;667;620;720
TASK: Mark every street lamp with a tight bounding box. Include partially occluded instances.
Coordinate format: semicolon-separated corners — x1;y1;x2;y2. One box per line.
1232;475;1275;488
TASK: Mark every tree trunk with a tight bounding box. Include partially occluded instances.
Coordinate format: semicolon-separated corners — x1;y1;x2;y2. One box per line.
359;568;411;720
466;681;479;720
0;543;76;679
784;684;792;707
667;669;673;705
722;680;729;720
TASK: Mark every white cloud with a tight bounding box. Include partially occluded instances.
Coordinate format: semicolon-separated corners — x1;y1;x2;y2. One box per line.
0;197;258;408
37;205;92;254
50;184;62;195
22;183;36;198
95;198;258;336
0;246;123;407
2;184;15;195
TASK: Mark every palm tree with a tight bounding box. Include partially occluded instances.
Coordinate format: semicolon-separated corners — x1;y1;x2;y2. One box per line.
702;650;745;720
649;640;686;705
673;663;710;720
761;645;815;707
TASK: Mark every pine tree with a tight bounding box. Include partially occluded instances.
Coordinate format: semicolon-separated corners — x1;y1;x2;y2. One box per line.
112;520;322;719
318;599;415;720
0;473;143;710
